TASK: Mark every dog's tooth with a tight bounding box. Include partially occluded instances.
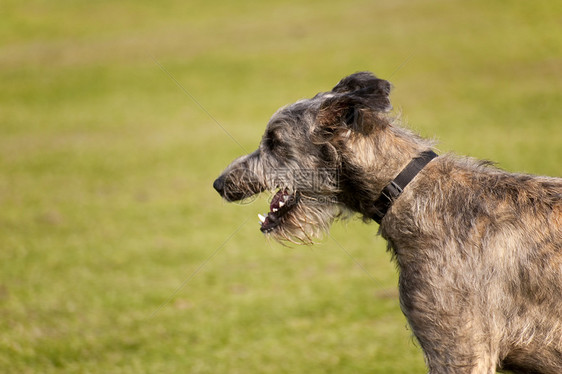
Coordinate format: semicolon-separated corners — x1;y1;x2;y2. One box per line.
258;214;266;223
272;208;278;212
279;201;285;208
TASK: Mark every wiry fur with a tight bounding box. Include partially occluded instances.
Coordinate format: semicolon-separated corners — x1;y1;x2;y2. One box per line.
213;72;562;373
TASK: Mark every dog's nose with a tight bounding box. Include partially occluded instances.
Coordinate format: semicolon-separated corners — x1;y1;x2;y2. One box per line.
213;175;225;196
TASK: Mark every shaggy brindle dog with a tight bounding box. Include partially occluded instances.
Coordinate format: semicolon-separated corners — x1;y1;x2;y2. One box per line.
213;72;562;373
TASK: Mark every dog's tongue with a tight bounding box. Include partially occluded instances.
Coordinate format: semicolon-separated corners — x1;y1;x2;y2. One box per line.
259;189;298;232
270;189;288;211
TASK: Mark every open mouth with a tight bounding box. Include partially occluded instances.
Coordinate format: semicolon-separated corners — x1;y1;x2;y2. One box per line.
258;189;300;233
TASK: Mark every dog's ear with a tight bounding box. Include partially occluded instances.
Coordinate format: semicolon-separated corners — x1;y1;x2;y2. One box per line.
317;72;392;135
331;72;392;113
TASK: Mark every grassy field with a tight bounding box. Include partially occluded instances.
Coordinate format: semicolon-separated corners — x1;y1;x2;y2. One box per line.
0;0;560;372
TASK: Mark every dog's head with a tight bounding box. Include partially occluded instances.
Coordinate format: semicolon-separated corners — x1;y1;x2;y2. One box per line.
213;72;421;243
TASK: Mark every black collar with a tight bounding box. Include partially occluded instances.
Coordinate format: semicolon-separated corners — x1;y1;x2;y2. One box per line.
372;150;438;224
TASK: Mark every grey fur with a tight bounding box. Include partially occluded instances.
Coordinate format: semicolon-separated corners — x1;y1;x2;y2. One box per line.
213;72;562;373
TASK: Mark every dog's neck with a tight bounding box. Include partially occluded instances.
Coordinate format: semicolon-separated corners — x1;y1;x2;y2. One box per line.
371;150;438;224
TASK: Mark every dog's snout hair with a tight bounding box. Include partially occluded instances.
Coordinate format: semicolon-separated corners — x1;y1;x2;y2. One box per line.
214;151;267;202
214;72;562;373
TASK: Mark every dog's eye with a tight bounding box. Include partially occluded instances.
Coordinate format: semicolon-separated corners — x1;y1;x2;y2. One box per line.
264;130;285;151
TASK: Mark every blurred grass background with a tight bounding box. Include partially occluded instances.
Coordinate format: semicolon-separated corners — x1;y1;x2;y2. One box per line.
0;0;560;372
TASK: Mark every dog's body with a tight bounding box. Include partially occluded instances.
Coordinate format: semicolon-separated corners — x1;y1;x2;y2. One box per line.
213;72;562;373
383;154;562;373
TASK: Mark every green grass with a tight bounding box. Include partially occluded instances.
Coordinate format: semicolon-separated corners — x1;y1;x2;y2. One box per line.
0;0;560;372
